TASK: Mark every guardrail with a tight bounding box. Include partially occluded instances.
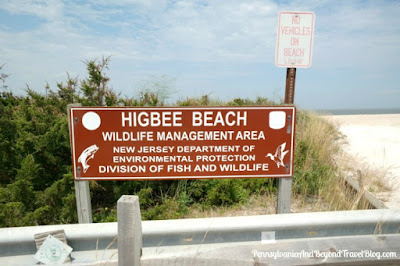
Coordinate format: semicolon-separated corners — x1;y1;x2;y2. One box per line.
1;208;399;265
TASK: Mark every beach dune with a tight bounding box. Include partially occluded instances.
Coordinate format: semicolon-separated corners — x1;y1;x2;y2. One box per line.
327;114;400;208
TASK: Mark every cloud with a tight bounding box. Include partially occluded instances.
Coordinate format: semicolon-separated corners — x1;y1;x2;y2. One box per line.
2;0;64;21
2;0;399;66
0;0;400;108
311;1;400;69
132;0;279;62
47;0;279;63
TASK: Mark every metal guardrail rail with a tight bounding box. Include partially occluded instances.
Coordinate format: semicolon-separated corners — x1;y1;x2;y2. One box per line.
1;209;399;259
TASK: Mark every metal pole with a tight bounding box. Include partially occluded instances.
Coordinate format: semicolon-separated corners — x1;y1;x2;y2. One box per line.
284;68;296;104
67;103;93;223
277;68;296;214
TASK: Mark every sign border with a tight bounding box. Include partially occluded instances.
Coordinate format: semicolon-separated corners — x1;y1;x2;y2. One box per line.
70;106;296;181
275;11;315;68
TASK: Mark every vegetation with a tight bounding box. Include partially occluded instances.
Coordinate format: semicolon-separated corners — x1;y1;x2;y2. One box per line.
0;58;359;227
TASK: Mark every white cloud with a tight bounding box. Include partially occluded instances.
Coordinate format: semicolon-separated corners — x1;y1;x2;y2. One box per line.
2;0;64;21
2;0;399;66
1;0;400;108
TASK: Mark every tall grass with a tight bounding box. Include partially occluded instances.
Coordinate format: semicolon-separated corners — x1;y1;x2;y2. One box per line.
290;110;376;212
160;99;371;217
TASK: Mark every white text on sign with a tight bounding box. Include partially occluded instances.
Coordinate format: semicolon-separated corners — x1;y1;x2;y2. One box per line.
121;111;247;127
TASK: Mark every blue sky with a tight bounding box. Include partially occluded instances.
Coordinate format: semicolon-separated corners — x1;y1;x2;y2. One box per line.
1;0;399;109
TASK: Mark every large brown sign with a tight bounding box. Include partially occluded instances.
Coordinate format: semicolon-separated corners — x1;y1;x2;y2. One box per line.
69;107;296;180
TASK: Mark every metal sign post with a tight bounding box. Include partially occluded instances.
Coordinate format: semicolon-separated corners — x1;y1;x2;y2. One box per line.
277;68;296;214
284;68;296;104
275;11;315;214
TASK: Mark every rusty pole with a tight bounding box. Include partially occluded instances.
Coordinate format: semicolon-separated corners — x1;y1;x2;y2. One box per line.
284;68;296;104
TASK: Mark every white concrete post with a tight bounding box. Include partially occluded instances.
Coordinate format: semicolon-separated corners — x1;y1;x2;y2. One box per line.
118;195;142;266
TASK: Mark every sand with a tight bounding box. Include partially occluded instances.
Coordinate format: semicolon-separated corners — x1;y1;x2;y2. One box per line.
326;114;400;208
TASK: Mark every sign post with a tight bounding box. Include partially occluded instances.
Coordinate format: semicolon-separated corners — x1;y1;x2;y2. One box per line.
284;68;296;105
69;107;296;181
276;11;315;213
277;69;296;214
67;104;93;224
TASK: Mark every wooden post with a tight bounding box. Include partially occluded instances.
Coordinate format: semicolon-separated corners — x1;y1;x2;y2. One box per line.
277;68;296;214
67;103;93;223
357;170;363;190
118;195;142;266
74;180;93;223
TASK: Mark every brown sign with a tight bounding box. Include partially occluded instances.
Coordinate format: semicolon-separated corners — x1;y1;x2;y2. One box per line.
69;107;296;180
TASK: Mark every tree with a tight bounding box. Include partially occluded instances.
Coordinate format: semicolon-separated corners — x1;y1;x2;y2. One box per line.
78;56;120;106
0;64;9;91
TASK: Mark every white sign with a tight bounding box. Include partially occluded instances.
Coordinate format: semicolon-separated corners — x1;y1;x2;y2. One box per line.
275;11;315;68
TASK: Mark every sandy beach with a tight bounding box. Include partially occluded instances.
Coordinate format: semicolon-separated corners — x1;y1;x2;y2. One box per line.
326;114;400;208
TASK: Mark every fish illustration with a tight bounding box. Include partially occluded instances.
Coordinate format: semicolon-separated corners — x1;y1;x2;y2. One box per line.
266;142;289;168
78;144;99;173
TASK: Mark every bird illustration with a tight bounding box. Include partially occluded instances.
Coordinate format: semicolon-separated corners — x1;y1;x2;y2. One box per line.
266;142;288;168
78;144;99;173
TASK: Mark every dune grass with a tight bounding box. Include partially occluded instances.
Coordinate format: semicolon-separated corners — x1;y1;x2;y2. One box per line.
173;108;380;218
